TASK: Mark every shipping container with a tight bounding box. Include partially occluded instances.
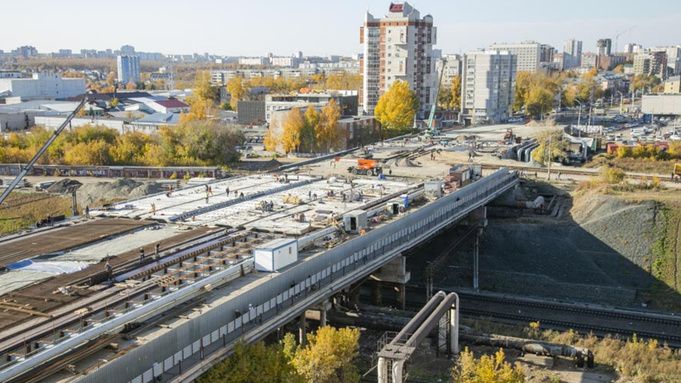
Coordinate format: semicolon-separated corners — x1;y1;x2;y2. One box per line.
253;238;298;272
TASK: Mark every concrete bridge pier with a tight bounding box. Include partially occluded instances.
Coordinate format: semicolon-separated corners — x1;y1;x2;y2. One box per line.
371;256;411;310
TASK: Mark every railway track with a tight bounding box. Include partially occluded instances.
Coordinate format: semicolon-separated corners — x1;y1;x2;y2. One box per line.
457;292;681;328
393;287;681;348
480;163;665;181
461;308;681;347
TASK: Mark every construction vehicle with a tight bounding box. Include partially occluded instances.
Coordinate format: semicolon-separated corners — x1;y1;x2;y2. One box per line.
422;57;447;138
504;128;514;141
674;163;681;179
335;158;383;176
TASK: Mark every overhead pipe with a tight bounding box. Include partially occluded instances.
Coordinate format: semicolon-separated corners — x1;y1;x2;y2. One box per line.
389;291;446;346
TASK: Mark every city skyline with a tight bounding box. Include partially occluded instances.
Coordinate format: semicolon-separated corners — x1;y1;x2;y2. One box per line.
1;0;680;57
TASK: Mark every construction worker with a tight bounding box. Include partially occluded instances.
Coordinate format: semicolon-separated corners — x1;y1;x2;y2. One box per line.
105;260;113;281
155;243;160;260
139;247;145;262
151;203;156;214
85;205;90;218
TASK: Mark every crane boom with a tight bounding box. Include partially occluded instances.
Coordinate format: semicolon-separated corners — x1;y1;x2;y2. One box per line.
427;58;447;131
0;98;91;205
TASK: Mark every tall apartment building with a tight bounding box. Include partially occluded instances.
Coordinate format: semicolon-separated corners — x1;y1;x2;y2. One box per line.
633;52;666;78
435;54;461;88
650;46;681;76
460;50;516;125
563;39;583;70
581;52;599;69
488;42;541;72
360;2;437;117
597;38;612;57
117;55;140;83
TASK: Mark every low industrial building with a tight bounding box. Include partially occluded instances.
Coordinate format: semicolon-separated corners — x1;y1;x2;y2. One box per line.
641;94;681;115
0;73;85;101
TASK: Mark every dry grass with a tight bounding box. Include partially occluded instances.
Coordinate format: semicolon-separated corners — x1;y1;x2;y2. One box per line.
587;154;678;175
0;192;72;235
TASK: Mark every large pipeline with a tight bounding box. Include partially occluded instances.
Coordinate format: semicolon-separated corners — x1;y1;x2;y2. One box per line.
390;291;446;346
460;333;594;368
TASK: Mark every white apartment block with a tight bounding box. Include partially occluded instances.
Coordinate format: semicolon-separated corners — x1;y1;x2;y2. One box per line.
488;42;541;72
0;73;85;101
239;57;268;66
563;39;582;70
623;43;643;54
460;50;516;125
436;54;461;88
360;2;438;118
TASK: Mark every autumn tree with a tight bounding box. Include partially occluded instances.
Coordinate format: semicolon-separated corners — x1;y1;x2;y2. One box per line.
450;74;461;111
226;76;247;110
525;86;554;118
193;70;219;103
451;347;524;383
106;71;116;86
283;326;360;383
301;105;320;153
531;129;569;165
582;67;598;79
281;107;304;153
316;99;343;152
198;341;302;383
630;74;661;93
513;71;533;112
374;80;418;137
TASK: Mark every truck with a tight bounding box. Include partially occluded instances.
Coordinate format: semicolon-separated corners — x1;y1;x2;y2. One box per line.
674;164;681;180
342;158;383;176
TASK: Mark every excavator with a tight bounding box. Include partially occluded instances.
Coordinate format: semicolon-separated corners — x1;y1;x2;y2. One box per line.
335;158;383;176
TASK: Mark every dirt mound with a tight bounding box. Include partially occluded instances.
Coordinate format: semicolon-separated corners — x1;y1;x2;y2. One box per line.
456;135;478;141
236;159;283;171
77;178;164;207
46;179;83;194
571;191;658;269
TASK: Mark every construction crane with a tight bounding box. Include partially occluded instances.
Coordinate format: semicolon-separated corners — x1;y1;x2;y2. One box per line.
0;97;94;205
614;26;636;53
425;57;448;136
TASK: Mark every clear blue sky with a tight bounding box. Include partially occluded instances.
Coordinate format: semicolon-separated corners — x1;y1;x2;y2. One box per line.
2;0;680;56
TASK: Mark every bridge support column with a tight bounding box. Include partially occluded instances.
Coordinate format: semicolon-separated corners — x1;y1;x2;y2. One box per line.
377;357;387;383
313;300;332;327
394;283;406;310
298;312;307;346
370;281;382;306
371;256;410;308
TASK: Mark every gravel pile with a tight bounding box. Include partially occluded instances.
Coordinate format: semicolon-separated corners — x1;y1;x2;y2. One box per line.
77;178;164;207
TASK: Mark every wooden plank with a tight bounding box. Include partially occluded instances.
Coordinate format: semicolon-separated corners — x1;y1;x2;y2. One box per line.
0;304;52;318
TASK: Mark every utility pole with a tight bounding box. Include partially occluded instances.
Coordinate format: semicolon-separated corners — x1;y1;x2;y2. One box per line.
546;133;552;180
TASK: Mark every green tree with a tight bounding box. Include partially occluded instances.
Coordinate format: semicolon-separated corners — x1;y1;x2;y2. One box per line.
374;80;418;137
283;326;360;383
451;347;524;383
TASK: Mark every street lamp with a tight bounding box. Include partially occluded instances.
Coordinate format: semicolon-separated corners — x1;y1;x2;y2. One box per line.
616;91;624;115
574;99;582;137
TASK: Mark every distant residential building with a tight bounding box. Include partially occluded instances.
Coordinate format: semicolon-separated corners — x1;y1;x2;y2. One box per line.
563;39;583;70
298;60;360;75
12;45;38;59
460;50;516;125
650;46;681;76
633;52;666;77
599;55;627;71
120;45;135;55
0;73;85;101
540;44;556;67
488;41;542;72
623;43;643;54
436;55;462;88
596;38;612;57
581;52;599;69
664;76;681;94
0;71;23;79
239;57;268;66
117;55;141;83
360;2;438;117
270;57;302;68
